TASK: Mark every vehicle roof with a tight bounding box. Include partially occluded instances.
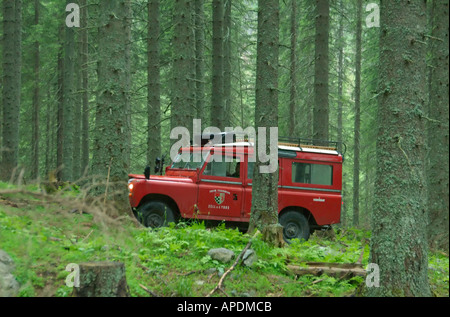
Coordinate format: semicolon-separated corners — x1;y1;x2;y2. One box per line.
182;142;342;157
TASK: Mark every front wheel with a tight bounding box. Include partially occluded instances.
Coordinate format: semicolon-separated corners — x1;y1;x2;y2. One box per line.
137;201;175;228
279;211;310;242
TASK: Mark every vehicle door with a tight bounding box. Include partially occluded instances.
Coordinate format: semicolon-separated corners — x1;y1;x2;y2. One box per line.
197;150;244;219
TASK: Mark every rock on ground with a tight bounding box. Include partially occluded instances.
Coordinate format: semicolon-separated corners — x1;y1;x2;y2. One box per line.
0;250;20;297
207;248;235;263
242;249;257;267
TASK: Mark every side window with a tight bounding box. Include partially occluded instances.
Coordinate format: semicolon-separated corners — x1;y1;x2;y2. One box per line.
292;162;333;186
247;160;280;180
203;155;241;178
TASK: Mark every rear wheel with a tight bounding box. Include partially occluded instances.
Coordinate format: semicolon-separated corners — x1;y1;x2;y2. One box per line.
137;201;175;228
279;211;310;242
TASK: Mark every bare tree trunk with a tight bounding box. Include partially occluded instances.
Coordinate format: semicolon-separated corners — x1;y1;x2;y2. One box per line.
223;0;232;128
211;0;224;129
31;0;40;180
80;0;89;176
337;0;346;226
56;24;64;181
288;0;297;136
313;0;329;142
172;0;195;134
73;29;82;181
61;0;75;182
249;0;283;248
91;0;132;208
1;0;22;182
45;89;52;177
195;0;206;125
427;0;449;252
147;0;161;172
337;0;344;153
353;0;362;227
368;0;430;297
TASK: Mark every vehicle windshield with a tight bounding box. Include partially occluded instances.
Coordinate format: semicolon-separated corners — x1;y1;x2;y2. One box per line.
170;151;206;170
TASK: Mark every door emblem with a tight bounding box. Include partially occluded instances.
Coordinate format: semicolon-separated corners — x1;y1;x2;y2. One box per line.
209;189;230;205
214;192;225;205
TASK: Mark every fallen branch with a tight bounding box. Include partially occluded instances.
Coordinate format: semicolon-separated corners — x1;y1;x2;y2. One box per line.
311;278;325;285
80;229;94;243
139;283;159;297
177;269;203;276
287;262;367;278
206;238;253;297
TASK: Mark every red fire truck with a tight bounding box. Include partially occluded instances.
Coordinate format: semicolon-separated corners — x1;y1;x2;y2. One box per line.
128;135;344;242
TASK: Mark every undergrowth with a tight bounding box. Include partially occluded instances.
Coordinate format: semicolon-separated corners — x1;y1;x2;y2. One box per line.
0;182;448;297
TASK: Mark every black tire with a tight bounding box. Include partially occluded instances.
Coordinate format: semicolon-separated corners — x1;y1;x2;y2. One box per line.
279;211;310;242
137;201;175;228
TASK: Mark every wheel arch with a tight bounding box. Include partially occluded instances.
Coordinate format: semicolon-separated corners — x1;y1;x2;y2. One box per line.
279;206;318;228
138;193;180;218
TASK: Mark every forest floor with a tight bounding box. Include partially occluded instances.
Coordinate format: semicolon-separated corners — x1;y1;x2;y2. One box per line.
0;182;448;297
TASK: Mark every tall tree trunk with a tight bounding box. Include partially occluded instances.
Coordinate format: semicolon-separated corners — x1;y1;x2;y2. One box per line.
73;29;83;181
172;0;195;133
31;0;40;180
80;0;89;176
62;0;75;181
211;0;224;130
249;0;283;248
56;25;64;180
223;0;232;128
147;0;161;172
353;0;362;227
91;0;131;208
124;1;132;169
336;0;346;226
313;0;329;142
336;0;344;153
427;0;449;252
45;89;52;177
288;0;297;136
1;0;22;182
195;0;206;125
368;0;431;297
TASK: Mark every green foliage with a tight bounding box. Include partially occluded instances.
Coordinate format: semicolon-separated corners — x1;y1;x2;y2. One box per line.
0;183;448;297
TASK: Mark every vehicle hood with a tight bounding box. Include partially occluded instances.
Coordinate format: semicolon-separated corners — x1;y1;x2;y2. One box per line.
128;174;195;183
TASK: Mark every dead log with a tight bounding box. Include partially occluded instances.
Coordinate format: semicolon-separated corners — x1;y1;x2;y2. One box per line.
73;262;130;297
287;262;367;279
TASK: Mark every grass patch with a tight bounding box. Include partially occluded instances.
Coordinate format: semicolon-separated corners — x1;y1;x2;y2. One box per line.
0;182;448;297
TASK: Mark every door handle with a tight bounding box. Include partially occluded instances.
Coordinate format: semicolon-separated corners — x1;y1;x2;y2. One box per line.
233;194;238;200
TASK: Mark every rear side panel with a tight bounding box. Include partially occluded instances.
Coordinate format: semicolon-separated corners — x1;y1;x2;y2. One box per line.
278;153;342;225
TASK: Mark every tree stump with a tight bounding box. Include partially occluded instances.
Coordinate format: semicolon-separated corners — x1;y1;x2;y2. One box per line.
73;262;130;297
262;224;285;248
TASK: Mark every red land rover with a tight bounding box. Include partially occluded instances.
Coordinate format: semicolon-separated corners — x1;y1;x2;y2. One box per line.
128;136;344;242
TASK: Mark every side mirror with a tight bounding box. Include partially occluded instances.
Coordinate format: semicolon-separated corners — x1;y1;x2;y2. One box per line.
144;165;150;180
154;156;165;175
154;157;161;174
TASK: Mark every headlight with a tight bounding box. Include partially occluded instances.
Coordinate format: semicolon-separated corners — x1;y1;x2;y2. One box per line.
128;183;134;191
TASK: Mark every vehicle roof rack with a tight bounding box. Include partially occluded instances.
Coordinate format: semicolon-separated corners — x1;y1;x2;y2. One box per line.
191;132;237;146
278;137;346;155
